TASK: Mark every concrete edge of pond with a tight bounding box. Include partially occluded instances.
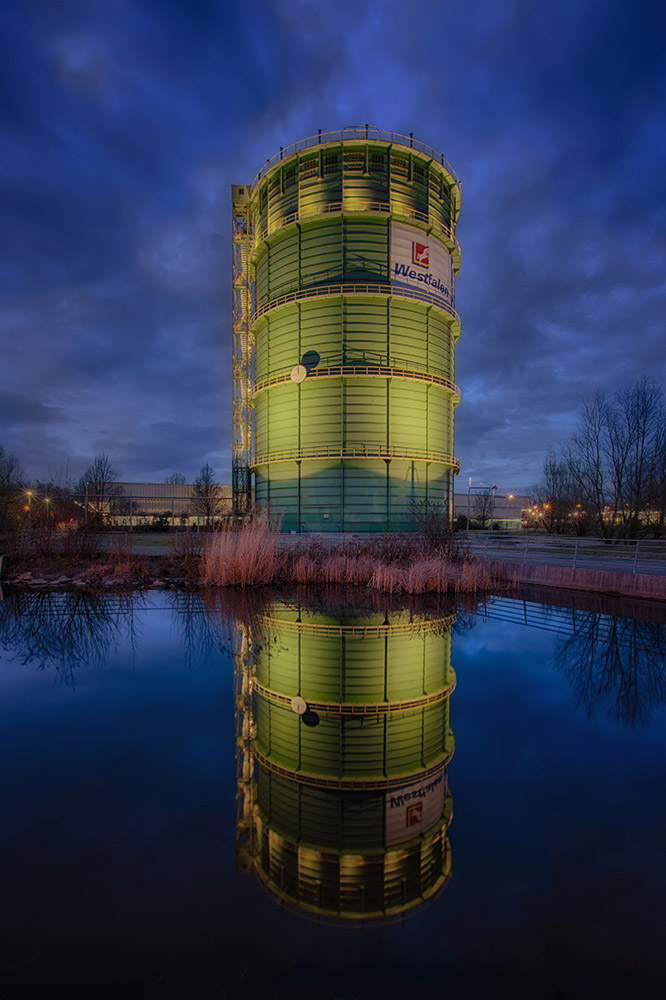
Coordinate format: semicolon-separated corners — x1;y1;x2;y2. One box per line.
489;559;666;602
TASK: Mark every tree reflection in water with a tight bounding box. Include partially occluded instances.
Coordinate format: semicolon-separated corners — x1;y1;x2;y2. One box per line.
0;590;146;687
556;613;666;727
480;593;666;728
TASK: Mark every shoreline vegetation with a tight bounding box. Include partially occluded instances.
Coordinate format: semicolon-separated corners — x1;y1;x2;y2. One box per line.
2;520;503;595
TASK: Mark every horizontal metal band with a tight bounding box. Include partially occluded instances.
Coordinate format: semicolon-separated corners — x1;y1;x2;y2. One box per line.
252;201;460;263
253;282;460;327
251;128;460;189
252;445;460;471
253;677;456;715
255;613;457;637
253;739;455;790
253;364;460;398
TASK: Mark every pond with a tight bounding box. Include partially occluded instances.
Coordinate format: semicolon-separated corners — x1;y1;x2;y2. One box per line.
1;586;665;999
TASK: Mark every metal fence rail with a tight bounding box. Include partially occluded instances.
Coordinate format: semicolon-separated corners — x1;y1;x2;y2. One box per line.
18;490;233;533
467;533;666;576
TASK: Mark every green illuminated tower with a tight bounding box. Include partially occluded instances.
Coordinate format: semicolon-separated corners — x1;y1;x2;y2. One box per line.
232;127;461;530
234;603;456;925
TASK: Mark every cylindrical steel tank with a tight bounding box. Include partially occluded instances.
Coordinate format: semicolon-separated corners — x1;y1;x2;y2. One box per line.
245;127;461;532
240;602;456;925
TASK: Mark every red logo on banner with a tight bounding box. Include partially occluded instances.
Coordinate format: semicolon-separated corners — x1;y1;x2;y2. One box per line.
406;803;423;826
412;242;429;267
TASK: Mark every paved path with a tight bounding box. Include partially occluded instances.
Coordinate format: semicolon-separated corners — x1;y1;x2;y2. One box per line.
101;531;666;577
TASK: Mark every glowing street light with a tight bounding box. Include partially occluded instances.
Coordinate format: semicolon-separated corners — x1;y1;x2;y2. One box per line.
25;489;34;529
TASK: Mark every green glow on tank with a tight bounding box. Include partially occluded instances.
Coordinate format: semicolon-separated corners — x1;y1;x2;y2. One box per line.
245;133;462;531
242;602;456;924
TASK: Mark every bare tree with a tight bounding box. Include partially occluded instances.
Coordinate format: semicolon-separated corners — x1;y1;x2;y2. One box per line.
165;473;186;485
534;451;569;533
534;450;591;533
473;488;495;529
563;392;616;537
192;463;223;529
610;378;665;538
562;379;666;538
0;446;24;531
555;612;666;727
77;454;125;523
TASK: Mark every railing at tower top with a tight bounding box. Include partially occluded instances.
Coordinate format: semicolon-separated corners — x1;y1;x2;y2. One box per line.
250;128;461;191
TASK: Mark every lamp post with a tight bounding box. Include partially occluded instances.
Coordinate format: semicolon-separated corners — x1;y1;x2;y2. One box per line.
26;489;33;530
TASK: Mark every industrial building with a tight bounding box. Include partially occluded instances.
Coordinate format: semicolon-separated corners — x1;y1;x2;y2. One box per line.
232;127;461;531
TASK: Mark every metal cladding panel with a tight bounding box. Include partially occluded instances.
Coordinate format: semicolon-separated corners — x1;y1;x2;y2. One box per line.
299;467;343;531
343;380;387;448
426;310;455;379
255;627;450;704
299;299;343;360
388;298;429;361
260;384;297;452
343;219;389;281
264;228;299;300
253;392;269;456
255;459;454;532
300;383;342;448
256;767;449;852
388;382;428;451
254;462;299;532
266;305;299;371
256;700;450;780
256;218;390;303
256;767;387;851
299;220;344;286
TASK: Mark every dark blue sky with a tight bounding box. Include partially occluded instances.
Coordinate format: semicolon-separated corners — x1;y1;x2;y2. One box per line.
2;0;665;491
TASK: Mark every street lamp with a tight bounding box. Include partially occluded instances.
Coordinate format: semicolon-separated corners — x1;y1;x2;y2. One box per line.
25;489;33;530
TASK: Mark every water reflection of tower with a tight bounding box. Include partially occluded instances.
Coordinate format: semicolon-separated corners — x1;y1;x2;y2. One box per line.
234;603;456;925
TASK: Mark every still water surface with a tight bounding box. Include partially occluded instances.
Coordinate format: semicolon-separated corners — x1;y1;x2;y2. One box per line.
1;588;665;999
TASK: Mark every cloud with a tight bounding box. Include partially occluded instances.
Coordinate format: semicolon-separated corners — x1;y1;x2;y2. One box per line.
1;0;664;491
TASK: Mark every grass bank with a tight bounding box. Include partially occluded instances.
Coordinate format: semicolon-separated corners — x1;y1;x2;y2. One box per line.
2;521;504;595
201;520;499;594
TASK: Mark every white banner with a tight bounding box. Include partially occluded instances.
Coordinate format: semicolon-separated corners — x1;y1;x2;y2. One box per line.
385;767;448;845
390;221;455;306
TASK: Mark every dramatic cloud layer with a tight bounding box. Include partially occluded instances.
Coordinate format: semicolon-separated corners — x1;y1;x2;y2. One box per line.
2;0;665;490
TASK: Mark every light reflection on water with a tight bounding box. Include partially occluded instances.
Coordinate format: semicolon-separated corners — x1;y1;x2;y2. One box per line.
0;587;665;999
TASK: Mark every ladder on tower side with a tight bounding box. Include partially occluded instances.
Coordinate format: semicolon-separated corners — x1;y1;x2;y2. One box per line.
231;185;253;517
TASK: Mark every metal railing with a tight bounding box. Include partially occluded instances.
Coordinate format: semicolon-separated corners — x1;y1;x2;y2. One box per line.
252;281;460;326
467;533;666;576
252;364;460;398
253;678;457;716
252;200;460;260
255;612;457;636
18;491;233;533
253;735;455;791
251;127;461;190
252;445;460;470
